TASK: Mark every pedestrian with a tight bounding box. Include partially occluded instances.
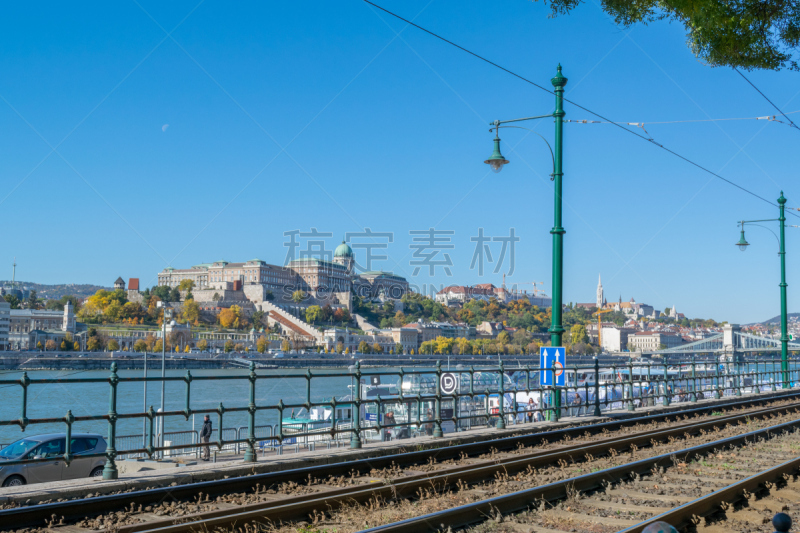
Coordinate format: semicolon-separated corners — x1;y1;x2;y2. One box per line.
424;408;434;436
200;414;212;461
383;411;396;441
572;394;582;417
526;398;536;423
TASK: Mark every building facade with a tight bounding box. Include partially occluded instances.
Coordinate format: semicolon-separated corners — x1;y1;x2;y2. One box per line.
627;331;683;352
7;303;77;350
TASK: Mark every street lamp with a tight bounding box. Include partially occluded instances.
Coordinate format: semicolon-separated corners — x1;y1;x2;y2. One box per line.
736;222;750;251
735;192;790;387
485;64;568;411
484;64;566;347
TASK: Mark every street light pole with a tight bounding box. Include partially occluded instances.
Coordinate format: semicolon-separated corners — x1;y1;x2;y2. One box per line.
779;193;789;386
549;65;567;351
736;192;791;387
485;64;568;415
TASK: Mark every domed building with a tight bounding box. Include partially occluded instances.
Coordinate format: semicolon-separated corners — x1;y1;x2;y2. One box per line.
333;241;354;274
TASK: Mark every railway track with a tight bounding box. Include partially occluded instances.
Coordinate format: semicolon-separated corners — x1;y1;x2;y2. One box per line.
12;393;800;533
362;417;800;533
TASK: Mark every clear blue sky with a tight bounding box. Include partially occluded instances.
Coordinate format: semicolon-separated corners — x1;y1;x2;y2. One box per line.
0;1;797;324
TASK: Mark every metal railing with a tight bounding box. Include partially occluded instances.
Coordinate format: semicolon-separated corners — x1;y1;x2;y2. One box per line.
0;355;798;479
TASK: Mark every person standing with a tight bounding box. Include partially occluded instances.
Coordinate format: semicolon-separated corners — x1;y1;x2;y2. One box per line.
383;411;396;441
200;415;212;461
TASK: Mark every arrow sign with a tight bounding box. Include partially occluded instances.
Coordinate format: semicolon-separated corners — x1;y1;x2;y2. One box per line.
540;346;566;387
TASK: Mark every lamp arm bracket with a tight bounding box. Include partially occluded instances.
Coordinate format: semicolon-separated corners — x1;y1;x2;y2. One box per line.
491;114;555;127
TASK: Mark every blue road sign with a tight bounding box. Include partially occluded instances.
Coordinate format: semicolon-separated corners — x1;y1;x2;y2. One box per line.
540;346;566;387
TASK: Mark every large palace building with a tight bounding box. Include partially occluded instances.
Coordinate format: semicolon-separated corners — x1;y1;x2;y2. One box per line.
157;242;409;309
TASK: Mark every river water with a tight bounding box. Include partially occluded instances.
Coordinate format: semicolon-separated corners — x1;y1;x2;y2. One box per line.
0;367;371;446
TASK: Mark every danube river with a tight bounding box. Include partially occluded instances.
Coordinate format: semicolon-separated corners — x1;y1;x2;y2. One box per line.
0;368;365;447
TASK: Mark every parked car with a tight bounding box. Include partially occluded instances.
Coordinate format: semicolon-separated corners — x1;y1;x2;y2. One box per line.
0;433;107;487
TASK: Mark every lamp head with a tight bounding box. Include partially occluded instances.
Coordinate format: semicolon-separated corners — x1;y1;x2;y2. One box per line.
736;228;749;252
484;134;509;173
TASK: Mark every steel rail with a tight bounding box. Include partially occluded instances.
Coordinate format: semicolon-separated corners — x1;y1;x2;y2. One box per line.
619;455;800;533
1;392;797;531
357;417;800;533
94;400;800;533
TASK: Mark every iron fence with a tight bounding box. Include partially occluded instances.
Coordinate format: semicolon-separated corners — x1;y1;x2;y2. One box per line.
0;355;798;479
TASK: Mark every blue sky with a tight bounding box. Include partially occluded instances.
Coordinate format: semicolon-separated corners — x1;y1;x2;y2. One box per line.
0;1;797;324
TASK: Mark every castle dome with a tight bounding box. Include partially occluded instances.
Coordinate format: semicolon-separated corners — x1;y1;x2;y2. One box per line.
334;241;353;258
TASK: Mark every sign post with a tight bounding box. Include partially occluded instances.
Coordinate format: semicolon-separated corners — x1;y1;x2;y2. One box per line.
540;347;566;421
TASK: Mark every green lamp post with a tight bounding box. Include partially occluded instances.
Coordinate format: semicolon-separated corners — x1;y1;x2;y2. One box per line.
485;65;567;413
485;65;566;348
736;192;790;387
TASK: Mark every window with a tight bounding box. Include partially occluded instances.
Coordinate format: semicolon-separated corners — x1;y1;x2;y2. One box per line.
30;438;65;458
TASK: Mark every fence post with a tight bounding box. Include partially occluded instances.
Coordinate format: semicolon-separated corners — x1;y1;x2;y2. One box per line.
496;360;505;430
184;370;193;420
714;360;721;399
662;362;670;407
351;362;362;448
64;410;74;467
627;357;635;411
772;355;778;391
690;356;697;402
435;360;444;436
244;362;257;463
146;406;156;458
19;371;29;431
277;399;284;445
103;362;119;480
593;357;601;417
217;402;225;454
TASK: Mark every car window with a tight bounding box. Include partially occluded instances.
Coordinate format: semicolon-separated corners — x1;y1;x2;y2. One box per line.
0;439;39;458
30;438;65;458
71;438;98;453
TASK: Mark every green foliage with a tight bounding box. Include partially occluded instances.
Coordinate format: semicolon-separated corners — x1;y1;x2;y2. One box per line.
3;295;20;309
224;340;234;353
305;305;322;324
292;290;307;303
540;0;800;70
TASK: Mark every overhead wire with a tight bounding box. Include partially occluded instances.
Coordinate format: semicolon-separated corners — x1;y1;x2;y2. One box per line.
362;0;800;219
733;67;800;131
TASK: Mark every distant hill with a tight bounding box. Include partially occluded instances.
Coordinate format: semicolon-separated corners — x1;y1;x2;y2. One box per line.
0;281;110;299
759;312;800;325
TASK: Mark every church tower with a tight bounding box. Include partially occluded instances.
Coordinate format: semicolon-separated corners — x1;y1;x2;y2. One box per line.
596;274;604;309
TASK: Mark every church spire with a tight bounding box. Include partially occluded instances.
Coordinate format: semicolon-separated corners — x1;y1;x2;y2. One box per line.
596;273;604;308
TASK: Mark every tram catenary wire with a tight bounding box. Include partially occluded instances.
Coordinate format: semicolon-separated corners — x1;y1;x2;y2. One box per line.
362;0;800;219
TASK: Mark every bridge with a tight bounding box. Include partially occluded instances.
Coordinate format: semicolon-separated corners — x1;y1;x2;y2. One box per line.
647;324;800;356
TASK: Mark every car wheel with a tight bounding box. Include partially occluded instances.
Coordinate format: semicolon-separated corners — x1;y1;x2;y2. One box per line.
90;467;104;478
2;475;25;487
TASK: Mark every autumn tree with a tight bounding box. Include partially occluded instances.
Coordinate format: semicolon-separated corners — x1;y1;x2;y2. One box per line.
570;324;588;344
154;340;164;352
182;299;200;324
45;339;56;351
358;340;370;354
281;339;290;352
305;305;322;324
197;339;209;352
372;343;383;354
134;340;147;353
36;341;43;350
224;340;234;353
178;279;195;292
234;343;245;353
107;339;120;351
256;336;268;353
218;305;242;329
292;290;307;303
